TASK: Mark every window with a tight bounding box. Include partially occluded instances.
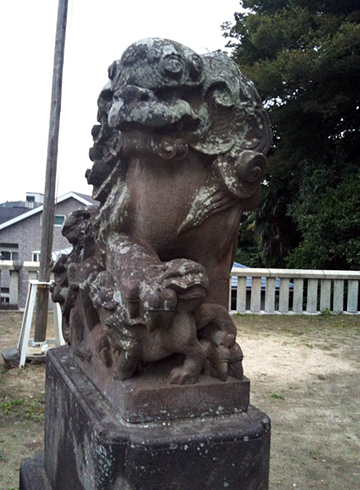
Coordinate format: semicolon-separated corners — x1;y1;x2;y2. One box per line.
1;287;9;304
0;245;19;261
40;214;65;227
26;196;35;202
32;251;40;262
54;215;65;226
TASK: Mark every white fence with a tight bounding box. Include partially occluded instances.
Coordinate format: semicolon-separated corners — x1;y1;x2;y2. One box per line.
1;261;359;314
230;268;360;315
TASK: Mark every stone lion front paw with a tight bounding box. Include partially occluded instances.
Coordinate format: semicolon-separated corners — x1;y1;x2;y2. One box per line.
169;366;199;385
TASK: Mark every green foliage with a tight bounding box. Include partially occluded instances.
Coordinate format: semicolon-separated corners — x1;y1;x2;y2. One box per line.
271;392;285;399
0;396;44;418
224;0;360;269
320;308;335;317
0;399;24;414
235;215;263;266
287;166;360;269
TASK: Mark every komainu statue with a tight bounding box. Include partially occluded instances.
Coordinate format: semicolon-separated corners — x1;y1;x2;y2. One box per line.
52;38;272;386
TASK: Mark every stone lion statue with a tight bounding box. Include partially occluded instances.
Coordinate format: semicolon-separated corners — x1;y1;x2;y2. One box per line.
52;38;271;385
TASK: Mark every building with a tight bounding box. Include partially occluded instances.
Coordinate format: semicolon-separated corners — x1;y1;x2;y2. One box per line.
0;192;98;308
0;192;44;225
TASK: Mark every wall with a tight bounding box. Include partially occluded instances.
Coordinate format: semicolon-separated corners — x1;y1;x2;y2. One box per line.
0;197;92;307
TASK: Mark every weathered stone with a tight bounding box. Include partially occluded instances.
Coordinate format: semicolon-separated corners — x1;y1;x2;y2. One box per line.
1;347;46;368
21;38;272;490
52;345;250;423
20;347;270;490
1;347;20;368
19;454;46;490
51;38;272;388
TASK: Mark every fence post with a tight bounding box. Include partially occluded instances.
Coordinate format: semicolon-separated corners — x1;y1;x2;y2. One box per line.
251;277;262;313
279;279;290;313
237;277;247;312
306;279;318;314
347;280;359;313
293;278;304;313
333;280;344;313
265;277;275;313
9;270;19;306
320;279;331;311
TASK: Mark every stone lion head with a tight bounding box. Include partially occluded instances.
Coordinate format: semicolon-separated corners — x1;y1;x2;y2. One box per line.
87;38;272;207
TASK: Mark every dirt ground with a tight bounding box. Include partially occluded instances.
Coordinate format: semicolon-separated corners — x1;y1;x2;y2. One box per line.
0;311;359;490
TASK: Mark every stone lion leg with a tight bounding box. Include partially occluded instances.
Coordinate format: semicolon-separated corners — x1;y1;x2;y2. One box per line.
105;312;144;380
196;302;244;381
167;310;207;385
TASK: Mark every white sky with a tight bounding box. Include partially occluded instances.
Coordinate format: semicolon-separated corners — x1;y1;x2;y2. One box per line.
0;0;242;203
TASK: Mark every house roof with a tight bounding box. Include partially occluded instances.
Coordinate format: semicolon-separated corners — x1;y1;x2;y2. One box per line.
0;192;98;230
0;200;29;208
0;207;28;225
72;192;99;206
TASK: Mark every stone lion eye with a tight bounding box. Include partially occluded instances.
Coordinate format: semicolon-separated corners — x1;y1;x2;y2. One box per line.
161;54;184;79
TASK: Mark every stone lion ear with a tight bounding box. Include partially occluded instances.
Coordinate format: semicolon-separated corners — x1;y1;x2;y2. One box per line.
215;150;267;200
209;84;234;108
236;76;273;154
108;61;118;80
189;54;203;81
240;108;273;154
189;83;236;156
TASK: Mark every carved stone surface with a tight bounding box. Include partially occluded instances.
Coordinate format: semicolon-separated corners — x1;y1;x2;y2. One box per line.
21;38;272;490
52;38;272;395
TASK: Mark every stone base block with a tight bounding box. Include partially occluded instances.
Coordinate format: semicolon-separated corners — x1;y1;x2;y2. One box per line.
71;343;250;423
73;344;250;423
19;454;48;490
20;347;271;490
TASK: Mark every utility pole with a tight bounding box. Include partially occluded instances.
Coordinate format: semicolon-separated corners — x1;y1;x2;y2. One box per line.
34;0;68;343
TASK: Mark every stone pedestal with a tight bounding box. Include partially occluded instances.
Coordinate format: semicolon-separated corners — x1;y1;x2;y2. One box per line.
20;346;271;490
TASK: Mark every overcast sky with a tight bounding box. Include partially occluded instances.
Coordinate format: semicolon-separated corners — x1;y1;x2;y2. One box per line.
0;0;242;203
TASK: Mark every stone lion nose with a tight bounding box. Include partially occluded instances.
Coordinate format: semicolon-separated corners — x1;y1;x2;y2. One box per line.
108;85;155;129
115;85;153;104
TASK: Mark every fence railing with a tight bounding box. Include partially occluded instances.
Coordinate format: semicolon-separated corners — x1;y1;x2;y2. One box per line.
230;268;360;315
1;261;359;314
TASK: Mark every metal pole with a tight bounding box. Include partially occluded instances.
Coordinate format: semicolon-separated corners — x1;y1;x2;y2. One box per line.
34;0;68;342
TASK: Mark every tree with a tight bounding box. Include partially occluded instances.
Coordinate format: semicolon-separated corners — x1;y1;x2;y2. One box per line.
223;0;360;269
